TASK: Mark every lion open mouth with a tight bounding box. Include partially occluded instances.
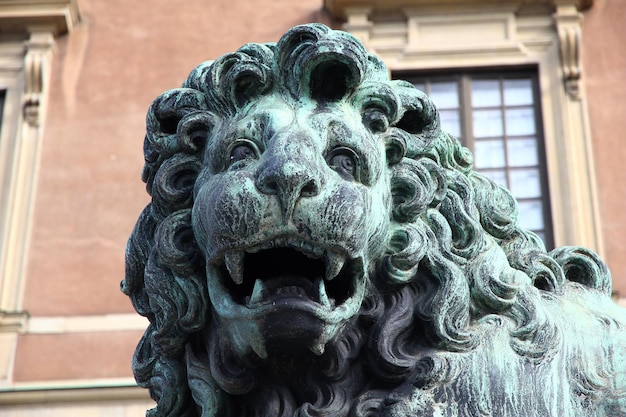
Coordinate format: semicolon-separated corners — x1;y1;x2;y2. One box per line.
219;239;359;309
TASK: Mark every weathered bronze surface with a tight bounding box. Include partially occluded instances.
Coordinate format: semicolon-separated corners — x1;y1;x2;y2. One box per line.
123;24;626;417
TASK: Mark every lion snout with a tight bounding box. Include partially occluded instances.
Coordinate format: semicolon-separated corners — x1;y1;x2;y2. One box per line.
254;147;324;220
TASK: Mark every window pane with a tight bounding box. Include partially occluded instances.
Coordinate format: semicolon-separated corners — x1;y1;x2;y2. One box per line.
397;71;549;247
505;108;536;136
482;170;507;187
474;140;505;168
504;79;533;106
507;138;538;167
413;83;426;92
429;82;458;109
518;200;544;230
473;109;503;137
439;109;461;137
509;169;541;198
471;80;501;108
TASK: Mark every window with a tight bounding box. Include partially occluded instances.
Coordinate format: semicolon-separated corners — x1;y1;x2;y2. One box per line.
397;71;553;247
327;0;603;258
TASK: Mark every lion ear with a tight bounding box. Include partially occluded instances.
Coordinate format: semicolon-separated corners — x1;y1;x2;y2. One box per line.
275;24;368;103
308;59;361;102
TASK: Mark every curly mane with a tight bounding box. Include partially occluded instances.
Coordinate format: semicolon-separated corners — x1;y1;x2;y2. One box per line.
123;24;614;417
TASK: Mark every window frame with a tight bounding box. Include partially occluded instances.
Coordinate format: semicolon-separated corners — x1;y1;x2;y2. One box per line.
331;1;603;256
396;69;554;248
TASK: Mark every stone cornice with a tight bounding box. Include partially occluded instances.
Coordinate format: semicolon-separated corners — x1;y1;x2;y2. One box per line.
0;0;80;36
0;310;29;333
324;0;593;20
0;382;149;405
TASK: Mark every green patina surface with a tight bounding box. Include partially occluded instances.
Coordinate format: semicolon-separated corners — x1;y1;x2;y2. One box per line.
123;23;626;417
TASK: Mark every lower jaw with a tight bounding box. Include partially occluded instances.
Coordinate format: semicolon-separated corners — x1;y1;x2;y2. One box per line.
207;264;369;357
214;298;355;359
257;308;327;354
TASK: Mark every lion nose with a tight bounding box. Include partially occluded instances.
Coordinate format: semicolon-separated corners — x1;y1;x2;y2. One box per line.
255;154;322;219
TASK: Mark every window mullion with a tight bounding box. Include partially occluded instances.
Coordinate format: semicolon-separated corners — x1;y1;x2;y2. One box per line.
460;75;473;150
499;77;512;191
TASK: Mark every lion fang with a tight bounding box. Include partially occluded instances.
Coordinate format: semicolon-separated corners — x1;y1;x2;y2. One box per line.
325;252;345;281
224;251;245;285
249;279;265;305
315;277;332;307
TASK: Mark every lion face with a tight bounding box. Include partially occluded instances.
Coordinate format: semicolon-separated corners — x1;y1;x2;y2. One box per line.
191;95;391;358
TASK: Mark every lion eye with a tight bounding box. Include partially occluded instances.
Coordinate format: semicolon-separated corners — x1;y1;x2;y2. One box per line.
326;147;359;181
229;140;259;165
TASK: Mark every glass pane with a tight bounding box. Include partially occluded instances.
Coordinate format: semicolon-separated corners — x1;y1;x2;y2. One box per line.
473;109;503;137
507;138;538;167
481;170;507;188
429;82;459;109
504;79;533;106
509;169;541;198
413;83;426;93
474;140;505;168
471;80;501;108
439;109;461;137
505;108;536;136
518;200;545;230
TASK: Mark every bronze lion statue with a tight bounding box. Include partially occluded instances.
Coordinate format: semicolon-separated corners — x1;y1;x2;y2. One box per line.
124;24;626;417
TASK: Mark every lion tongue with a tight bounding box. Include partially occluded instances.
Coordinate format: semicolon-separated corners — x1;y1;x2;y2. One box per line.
247;276;331;307
263;276;312;298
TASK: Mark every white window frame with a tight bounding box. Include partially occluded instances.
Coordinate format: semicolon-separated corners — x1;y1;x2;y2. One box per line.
326;0;602;255
401;71;554;247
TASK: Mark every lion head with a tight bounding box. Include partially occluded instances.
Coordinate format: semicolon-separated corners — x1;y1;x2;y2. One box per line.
124;24;617;417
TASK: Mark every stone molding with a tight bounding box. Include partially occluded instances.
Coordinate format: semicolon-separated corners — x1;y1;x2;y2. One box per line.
325;0;593;19
23;29;55;127
554;5;583;99
0;0;80;385
0;0;80;35
0;311;29;334
0;381;150;405
25;314;149;335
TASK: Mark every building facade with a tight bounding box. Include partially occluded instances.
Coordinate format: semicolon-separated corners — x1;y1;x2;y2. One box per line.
0;0;624;415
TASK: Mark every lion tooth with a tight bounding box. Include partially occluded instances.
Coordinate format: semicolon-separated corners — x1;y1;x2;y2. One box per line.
316;277;331;307
251;342;268;359
249;279;265;305
309;342;325;356
224;251;245;285
325;252;345;281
